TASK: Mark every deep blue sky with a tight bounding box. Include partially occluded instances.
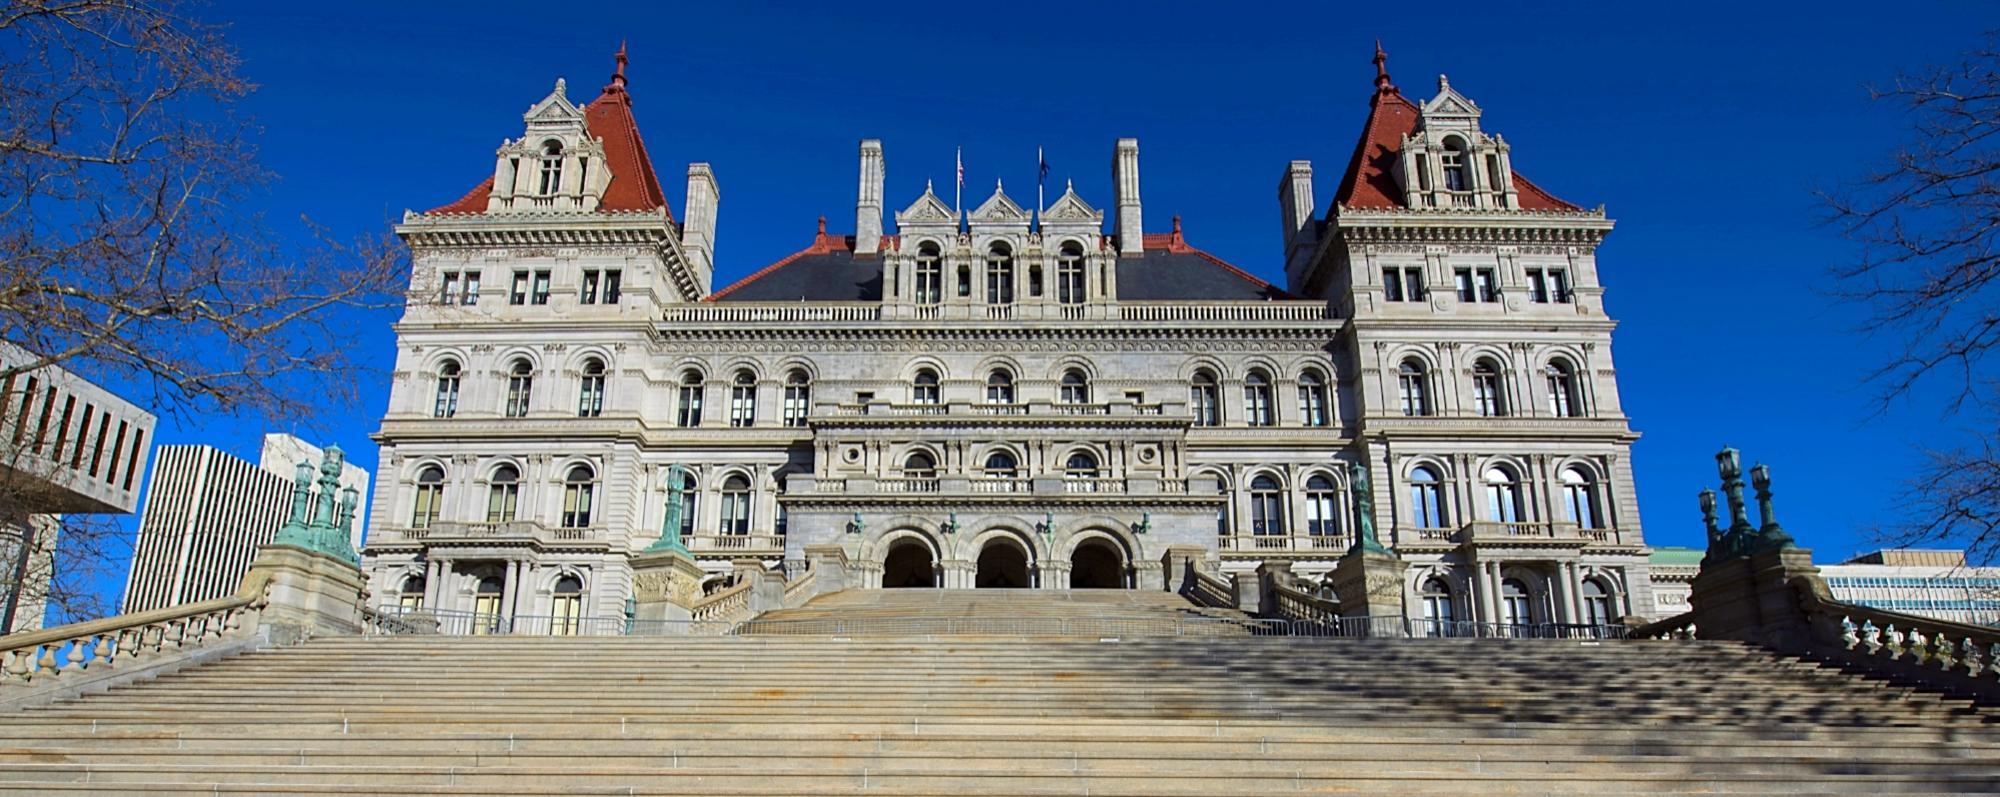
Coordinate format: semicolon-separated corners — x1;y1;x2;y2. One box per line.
103;0;1993;605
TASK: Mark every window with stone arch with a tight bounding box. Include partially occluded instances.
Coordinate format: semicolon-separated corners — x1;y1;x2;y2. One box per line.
1500;578;1534;629
903;451;938;481
1248;473;1284;536
675;369;705;427
1057;242;1087;304
1441;135;1471;193
914;242;943;305
1211;473;1231;537
985;369;1014;404
1397;359;1430;417
1190;369;1220;427
1064;451;1100;489
1420;576;1455;634
1059;369;1090;404
504;359;534;418
486;464;520;523
1304;474;1339;537
985;242;1014;304
537;140;564;195
912;368;941;405
728;369;757;428
577;358;606;418
561;465;596;529
1562;467;1601;529
983;450;1019;480
1545;359;1582;417
1581;577;1617;626
398;574;426;611
411;465;445;529
1483;465;1525;523
1408;466;1446;529
1243;369;1275;427
433;360;461;419
1471;358;1505;418
781;369;811;427
719;473;752;535
550;575;584;636
670;471;698;539
1297;369;1329;427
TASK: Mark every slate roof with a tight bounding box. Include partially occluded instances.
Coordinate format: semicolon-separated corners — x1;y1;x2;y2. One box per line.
708;218;1293;303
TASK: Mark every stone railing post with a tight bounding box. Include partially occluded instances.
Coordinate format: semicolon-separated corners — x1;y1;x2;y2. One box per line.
1160;544;1206;594
629;546;705;624
1330;544;1406;623
804;544;851;595
733;559;786;615
245;543;365;646
1254;560;1295;617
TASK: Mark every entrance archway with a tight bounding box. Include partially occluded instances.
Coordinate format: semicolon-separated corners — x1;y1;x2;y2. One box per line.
882;539;937;588
975;539;1031;588
1069;539;1126;589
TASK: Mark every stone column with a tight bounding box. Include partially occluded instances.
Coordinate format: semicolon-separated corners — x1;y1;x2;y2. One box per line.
497;560;520;628
421;556;443;610
1564;562;1586;623
1548;566;1571;624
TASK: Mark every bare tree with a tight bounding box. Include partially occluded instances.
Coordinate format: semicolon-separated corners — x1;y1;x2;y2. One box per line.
1825;35;2000;564
0;1;407;626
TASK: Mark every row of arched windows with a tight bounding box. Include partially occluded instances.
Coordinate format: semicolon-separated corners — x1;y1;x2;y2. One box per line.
1405;464;1603;530
1418;573;1618;633
410;463;600;530
908;241;1090;306
1397;357;1584;418
431;357;610;420
395;571;587;634
1188;368;1330;427
895;449;1099;481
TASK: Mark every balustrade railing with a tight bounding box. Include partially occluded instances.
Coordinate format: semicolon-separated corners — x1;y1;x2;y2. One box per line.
1117;302;1332;322
2;571;271;689
687;534;786;553
782;568;818;607
689;579;755;625
1062;477;1125;494
662;303;881;324
1219;534;1351;553
1799;587;2000;686
1182;569;1237;609
970;477;1029;493
877;477;941;493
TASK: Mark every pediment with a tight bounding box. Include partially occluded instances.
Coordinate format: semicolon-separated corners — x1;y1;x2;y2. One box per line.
1040;182;1103;223
895;183;957;224
1420;74;1482;121
523;78;584;123
970;181;1030;223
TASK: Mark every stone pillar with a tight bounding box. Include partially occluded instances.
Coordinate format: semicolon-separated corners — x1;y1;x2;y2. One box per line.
1329;546;1405;624
732;559;786;615
1230;572;1258;613
1160;544;1206;594
804;544;851;594
628;547;705;623
1133;557;1164;591
245;543;365;646
421;556;443;610
1254;560;1295;616
1687;546;1827;653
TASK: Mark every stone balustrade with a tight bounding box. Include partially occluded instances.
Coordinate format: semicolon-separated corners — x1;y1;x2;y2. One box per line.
1799;582;2000;690
686;534;786;554
1219;534;1352;554
374;521;606;546
689;579;754;624
1;570;270;691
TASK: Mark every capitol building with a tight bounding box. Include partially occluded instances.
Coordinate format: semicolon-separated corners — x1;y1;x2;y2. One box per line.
361;46;1652;630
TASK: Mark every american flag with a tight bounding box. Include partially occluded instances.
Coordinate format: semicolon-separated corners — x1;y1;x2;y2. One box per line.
955;147;963;188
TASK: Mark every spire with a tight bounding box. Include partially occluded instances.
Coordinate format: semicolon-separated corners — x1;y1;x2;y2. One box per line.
816;215;827;237
1372;40;1398;97
607;42;629;93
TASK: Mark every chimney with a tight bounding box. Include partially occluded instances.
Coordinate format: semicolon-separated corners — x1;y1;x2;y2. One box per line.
682;163;720;292
1278;160;1317;262
1113;138;1143;257
855;139;884;255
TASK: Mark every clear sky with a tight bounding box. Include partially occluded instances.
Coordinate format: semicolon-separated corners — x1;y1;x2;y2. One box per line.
94;0;1993;607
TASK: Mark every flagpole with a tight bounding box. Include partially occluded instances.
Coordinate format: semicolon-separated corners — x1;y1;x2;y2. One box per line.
1036;146;1045;231
954;147;963;232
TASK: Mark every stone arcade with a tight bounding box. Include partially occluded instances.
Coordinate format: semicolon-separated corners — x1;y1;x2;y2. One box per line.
361;45;1651;629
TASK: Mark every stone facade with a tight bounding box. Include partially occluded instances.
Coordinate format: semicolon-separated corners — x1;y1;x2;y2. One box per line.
361;48;1651;629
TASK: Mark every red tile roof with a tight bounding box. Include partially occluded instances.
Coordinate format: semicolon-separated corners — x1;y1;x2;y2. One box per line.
424;52;671;218
705;217;853;302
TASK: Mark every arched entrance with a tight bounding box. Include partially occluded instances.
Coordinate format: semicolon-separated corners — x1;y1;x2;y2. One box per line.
882;539;937;588
1069;539;1126;589
975;539;1031;588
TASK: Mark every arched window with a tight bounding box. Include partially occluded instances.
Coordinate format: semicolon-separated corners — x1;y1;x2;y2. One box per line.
1190;370;1220;427
1420;577;1454;635
1064;451;1100;490
1057;243;1086;304
1581;578;1615;626
1471;360;1505;418
397;574;426;611
1408;466;1446;529
1483;466;1524;523
1441;136;1470;194
577;359;606;418
728;370;757;428
472;576;504;635
912;369;941;405
561;465;595;529
1297;370;1329;427
1304;474;1339;537
1397;360;1430;417
1249;474;1284;536
537;140;564;195
676;369;704;427
1500;578;1534;630
505;359;534;418
433;361;461;419
1243;370;1274;426
1545;360;1581;417
903;451;938;480
1214;475;1231;537
550;575;583;636
719;473;752;535
985;243;1014;304
914;243;943;305
1059;369;1090;404
486;464;519;523
985;369;1014;404
782;369;811;427
411;466;444;529
672;471;698;539
1562;467;1600;529
983;451;1018;480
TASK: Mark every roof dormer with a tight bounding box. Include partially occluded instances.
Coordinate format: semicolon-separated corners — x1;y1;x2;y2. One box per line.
1394;75;1519;210
485;78;614;213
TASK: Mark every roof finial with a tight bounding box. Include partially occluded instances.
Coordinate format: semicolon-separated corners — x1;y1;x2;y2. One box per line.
1372;40;1397;96
1172;215;1182;234
817;215;827;237
609;42;629;92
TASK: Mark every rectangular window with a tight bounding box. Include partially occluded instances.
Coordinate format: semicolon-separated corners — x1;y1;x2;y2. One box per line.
1384;267;1425;302
1476;269;1499;303
510;271;529;305
463;272;480;305
782;385;810;428
580;270;599;304
1454;268;1475;302
1550;269;1572;303
602;270;622;303
531;270;551;305
729;385;755;428
439;272;461;305
1382;268;1404;302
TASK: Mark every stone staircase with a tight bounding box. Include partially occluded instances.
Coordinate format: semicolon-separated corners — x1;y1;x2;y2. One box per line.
750;587;1254;633
0;590;1996;794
